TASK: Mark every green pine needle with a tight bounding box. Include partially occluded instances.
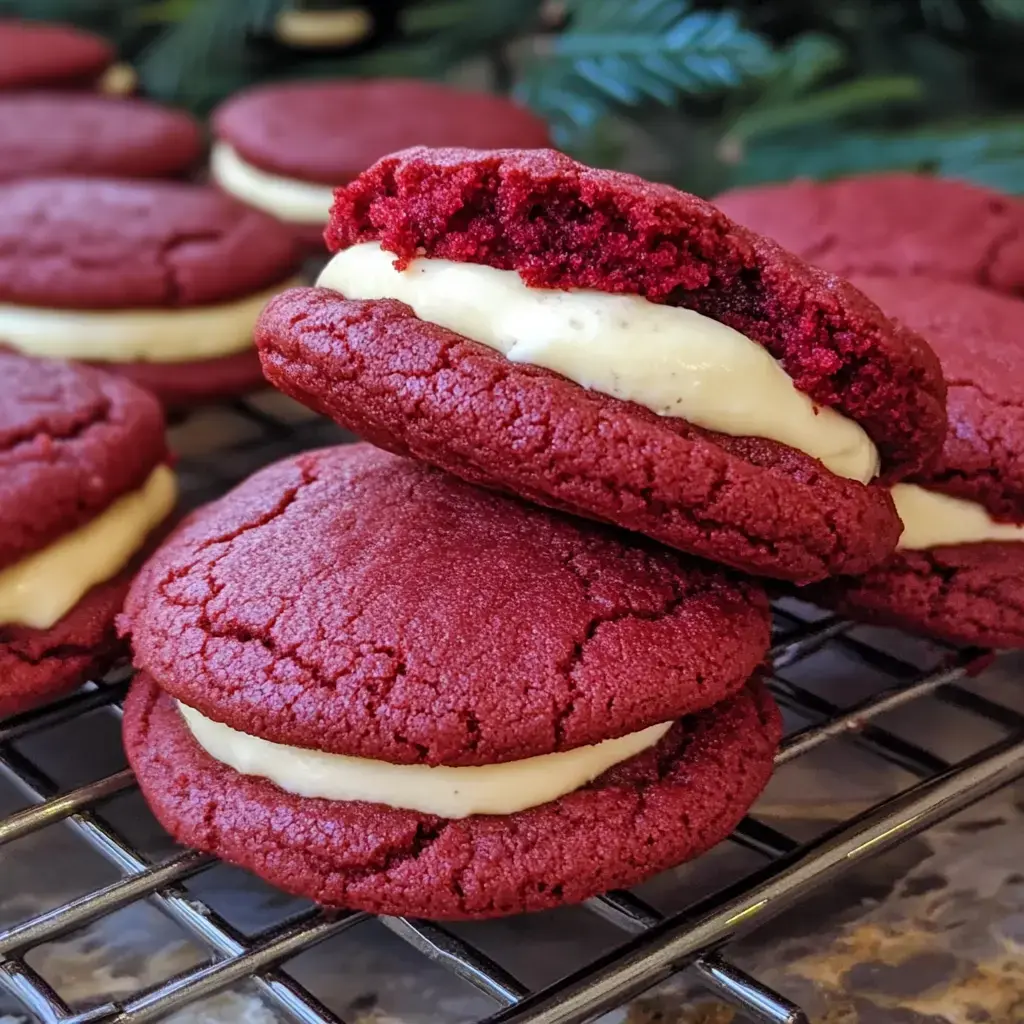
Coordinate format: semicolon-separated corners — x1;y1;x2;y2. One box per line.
516;0;774;147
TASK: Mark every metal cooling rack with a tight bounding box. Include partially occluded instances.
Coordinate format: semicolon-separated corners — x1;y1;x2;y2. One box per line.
2;394;1024;1024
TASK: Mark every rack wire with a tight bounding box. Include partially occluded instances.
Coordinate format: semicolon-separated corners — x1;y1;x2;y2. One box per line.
2;394;1024;1024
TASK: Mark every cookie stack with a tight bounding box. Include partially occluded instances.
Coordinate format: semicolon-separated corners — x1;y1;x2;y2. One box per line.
718;175;1024;647
120;147;951;919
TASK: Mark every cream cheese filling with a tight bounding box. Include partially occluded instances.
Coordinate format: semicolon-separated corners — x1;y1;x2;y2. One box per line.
178;701;673;818
211;142;335;225
0;464;177;629
317;243;880;483
892;483;1024;550
0;278;302;363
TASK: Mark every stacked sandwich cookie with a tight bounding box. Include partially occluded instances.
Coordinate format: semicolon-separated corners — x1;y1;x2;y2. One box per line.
0;179;301;406
1;351;175;719
257;147;947;584
815;276;1024;647
123;149;950;918
121;445;780;918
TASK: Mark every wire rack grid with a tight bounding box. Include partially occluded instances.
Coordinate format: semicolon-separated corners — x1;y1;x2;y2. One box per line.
1;395;1023;1024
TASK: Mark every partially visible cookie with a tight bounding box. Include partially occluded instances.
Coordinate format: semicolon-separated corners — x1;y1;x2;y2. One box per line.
0;20;113;91
0;351;175;717
716;174;1024;297
120;443;780;917
0;178;302;405
0;94;203;181
210;80;551;243
816;275;1024;647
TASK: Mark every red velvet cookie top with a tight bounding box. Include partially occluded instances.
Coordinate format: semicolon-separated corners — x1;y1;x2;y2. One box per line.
0;350;167;571
120;444;771;767
326;147;946;480
0;94;203;182
0;178;300;309
213;79;551;186
0;20;113;90
851;275;1024;521
716;174;1024;296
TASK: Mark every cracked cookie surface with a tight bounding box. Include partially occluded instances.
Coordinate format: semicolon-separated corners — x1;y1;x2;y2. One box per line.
0;94;203;182
257;287;902;584
119;444;771;765
0;350;166;569
125;673;781;918
820;543;1024;649
716;174;1024;296
0;178;298;308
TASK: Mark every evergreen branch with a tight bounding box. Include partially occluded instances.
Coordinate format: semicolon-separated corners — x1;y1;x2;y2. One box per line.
516;0;775;149
723;74;925;147
731;117;1024;190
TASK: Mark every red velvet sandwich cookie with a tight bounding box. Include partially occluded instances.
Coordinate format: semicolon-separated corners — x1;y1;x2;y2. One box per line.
815;276;1024;648
120;443;781;919
0;178;302;406
716;174;1024;297
0;351;175;718
0;19;113;91
0;94;203;182
256;147;947;584
210;80;551;247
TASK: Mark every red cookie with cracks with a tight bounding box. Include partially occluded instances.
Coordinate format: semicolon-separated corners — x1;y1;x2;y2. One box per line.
0;351;170;718
814;276;1024;648
0;178;302;407
119;443;780;917
256;147;947;583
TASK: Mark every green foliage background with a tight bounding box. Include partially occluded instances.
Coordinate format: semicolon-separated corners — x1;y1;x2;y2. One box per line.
4;0;1024;195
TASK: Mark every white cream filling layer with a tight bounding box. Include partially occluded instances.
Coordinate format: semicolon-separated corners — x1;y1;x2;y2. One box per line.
893;483;1024;550
0;278;302;363
179;701;673;818
0;465;177;629
211;142;335;225
317;244;880;483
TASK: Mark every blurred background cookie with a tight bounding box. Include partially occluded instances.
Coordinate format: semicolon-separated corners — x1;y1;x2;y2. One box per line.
0;93;202;181
0;178;302;406
0;18;113;91
210;79;551;248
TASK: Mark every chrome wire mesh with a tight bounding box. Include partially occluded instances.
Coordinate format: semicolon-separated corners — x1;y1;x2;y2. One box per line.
1;395;1023;1024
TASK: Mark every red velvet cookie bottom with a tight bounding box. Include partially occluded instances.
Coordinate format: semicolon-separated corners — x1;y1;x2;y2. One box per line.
125;674;782;920
0;572;131;719
818;542;1024;648
93;349;267;407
